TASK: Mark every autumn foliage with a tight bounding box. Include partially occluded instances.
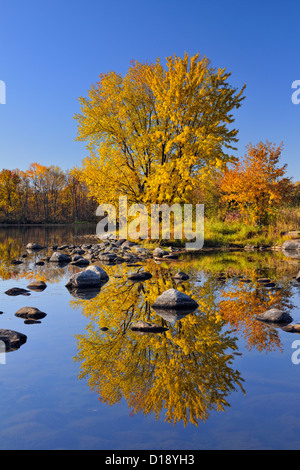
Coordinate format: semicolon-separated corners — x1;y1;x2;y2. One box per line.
0;163;97;223
74;52;245;208
220;142;292;225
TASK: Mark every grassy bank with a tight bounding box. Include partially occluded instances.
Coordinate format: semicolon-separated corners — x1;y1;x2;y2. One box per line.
142;207;300;250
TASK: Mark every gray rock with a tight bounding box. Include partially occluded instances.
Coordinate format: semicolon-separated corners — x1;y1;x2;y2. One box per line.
173;271;189;281
153;247;169;258
98;253;117;262
71;248;85;255
255;308;293;324
282;240;300;251
70;256;90;266
81;244;92;250
115;239;126;246
49;252;71;263
131;246;152;256
121;240;137;248
85;265;109;280
66;267;107;288
151;288;198;310
83;253;96;261
0;329;27;351
26;243;43;250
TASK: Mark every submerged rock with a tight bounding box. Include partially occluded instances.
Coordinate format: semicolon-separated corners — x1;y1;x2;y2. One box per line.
5;287;31;296
255;308;293;324
131;320;168;333
128;271;152;282
151;288;198;310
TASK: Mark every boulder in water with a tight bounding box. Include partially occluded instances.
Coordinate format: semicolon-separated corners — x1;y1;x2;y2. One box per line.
151;288;198;310
255;308;293;324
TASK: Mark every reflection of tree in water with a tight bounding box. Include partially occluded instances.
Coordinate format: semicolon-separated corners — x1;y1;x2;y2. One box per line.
219;275;295;353
0;225;96;253
72;262;245;426
0;230;296;424
180;251;296;353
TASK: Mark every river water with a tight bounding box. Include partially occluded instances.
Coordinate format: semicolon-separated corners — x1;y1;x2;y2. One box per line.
0;224;300;450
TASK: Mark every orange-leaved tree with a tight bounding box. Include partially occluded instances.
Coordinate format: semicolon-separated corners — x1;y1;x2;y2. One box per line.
220;141;292;225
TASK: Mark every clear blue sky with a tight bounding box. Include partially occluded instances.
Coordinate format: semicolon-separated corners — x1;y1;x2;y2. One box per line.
0;0;300;179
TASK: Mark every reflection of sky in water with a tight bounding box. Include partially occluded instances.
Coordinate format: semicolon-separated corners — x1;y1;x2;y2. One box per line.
1;227;300;449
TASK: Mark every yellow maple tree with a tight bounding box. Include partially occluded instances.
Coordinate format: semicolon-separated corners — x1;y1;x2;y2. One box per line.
73;53;245;207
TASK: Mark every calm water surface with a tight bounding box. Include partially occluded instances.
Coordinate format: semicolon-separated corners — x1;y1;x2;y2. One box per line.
1;225;300;450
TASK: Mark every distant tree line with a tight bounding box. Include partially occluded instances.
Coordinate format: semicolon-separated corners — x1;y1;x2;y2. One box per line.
0;163;98;224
